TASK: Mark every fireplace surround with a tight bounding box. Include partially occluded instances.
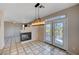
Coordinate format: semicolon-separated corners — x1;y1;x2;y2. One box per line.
20;32;31;41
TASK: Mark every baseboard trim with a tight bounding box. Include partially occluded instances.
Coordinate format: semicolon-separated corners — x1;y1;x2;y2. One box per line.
67;51;76;55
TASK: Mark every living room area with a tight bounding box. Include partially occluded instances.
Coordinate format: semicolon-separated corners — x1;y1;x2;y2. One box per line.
0;3;79;55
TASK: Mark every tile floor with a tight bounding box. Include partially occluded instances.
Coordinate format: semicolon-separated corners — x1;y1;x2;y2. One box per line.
0;37;69;55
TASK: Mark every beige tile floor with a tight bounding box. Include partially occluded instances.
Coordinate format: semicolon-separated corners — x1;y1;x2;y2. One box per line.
0;38;69;55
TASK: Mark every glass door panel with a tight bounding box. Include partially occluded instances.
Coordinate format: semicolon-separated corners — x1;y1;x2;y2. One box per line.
46;24;51;41
45;23;52;44
54;22;64;46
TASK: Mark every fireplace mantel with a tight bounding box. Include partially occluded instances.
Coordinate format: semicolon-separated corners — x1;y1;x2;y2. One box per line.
21;27;32;33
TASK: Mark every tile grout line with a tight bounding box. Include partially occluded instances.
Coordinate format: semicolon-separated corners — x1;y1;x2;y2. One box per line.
15;38;19;55
33;42;46;54
33;41;52;54
29;43;40;55
25;42;35;55
0;38;10;55
4;38;11;55
22;41;36;55
20;42;28;55
9;38;13;55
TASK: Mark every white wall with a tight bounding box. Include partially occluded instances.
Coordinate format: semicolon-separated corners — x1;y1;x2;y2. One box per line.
4;22;22;44
0;10;4;49
4;22;22;38
0;20;4;49
37;25;44;41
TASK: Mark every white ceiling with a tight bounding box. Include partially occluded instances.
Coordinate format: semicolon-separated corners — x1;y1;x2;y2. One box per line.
0;3;77;23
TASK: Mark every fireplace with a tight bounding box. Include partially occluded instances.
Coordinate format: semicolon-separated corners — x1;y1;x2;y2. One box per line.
20;32;31;41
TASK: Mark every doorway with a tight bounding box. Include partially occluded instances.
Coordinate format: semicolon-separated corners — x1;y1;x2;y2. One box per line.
53;18;68;50
44;16;68;50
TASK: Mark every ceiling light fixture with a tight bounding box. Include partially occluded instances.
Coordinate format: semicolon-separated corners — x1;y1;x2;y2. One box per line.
32;3;45;26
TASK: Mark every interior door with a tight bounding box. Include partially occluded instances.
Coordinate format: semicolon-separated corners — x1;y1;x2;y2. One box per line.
53;18;68;50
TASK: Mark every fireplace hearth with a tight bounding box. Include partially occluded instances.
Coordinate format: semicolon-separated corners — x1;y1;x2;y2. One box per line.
20;32;31;41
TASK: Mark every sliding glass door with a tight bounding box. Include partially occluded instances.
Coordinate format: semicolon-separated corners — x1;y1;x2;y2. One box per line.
53;19;68;50
53;21;64;47
44;16;68;50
